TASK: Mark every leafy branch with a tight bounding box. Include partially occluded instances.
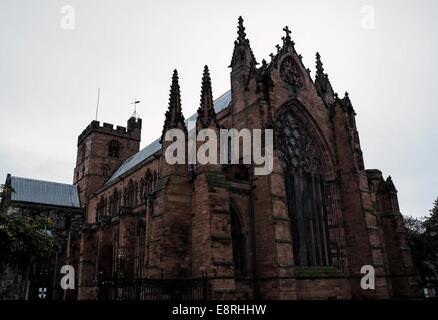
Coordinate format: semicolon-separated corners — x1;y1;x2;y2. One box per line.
0;184;61;266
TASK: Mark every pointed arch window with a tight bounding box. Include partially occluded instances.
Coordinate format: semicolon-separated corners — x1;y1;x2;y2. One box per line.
277;111;332;266
139;178;145;202
125;180;136;208
143;170;153;200
96;197;106;222
135;219;146;278
231;207;246;275
111;189;119;216
153;171;158;189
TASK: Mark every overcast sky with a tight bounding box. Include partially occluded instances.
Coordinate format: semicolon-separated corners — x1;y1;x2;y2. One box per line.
0;0;437;218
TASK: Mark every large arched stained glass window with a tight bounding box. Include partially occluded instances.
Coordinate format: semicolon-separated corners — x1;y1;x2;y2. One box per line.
276;111;332;266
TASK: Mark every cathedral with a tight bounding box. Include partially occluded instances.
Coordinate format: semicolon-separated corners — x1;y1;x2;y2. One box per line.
2;17;419;300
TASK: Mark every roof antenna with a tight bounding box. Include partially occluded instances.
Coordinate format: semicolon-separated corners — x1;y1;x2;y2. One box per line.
130;99;141;119
95;88;100;121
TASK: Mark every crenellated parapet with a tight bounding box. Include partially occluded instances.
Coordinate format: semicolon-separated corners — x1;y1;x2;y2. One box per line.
78;117;142;146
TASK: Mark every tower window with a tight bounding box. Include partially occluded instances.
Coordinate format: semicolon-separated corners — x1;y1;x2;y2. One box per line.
102;165;109;177
108;140;120;158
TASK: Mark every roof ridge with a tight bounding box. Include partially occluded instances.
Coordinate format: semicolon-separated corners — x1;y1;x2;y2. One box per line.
12;176;77;188
10;176;80;208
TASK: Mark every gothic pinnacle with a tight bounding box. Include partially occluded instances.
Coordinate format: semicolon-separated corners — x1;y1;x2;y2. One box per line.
200;65;213;113
315;52;324;75
314;52;335;102
161;69;185;141
197;65;217;128
169;69;182;115
229;16;257;67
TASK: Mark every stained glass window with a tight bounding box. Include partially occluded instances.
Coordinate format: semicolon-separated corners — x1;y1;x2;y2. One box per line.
277;111;332;266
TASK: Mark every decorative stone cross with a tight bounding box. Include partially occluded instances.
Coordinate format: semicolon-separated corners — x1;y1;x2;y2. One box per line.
283;26;291;38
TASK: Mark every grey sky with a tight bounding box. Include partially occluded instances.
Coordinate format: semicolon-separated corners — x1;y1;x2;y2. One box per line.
0;0;437;218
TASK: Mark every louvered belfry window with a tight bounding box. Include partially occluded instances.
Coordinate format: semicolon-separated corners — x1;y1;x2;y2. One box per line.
108;140;120;158
276;111;332;266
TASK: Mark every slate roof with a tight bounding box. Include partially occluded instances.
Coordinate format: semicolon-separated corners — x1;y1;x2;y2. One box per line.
105;90;231;185
10;176;81;208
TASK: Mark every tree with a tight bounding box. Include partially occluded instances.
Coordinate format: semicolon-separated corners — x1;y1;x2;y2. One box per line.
0;184;61;267
404;197;438;293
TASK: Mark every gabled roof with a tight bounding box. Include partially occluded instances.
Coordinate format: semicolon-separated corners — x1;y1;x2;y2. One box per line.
105;90;231;185
10;176;81;208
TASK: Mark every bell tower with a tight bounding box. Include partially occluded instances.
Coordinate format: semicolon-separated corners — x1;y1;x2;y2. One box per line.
73;117;142;208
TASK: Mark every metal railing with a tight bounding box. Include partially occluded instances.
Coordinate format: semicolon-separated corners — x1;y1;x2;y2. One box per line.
98;276;210;300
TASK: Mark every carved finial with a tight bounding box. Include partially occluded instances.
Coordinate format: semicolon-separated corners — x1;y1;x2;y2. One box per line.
237;16;246;44
283;26;291;38
343;91;352;107
269;53;274;61
338;91;355;113
197;65;217;128
275;44;281;53
385;176;397;193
